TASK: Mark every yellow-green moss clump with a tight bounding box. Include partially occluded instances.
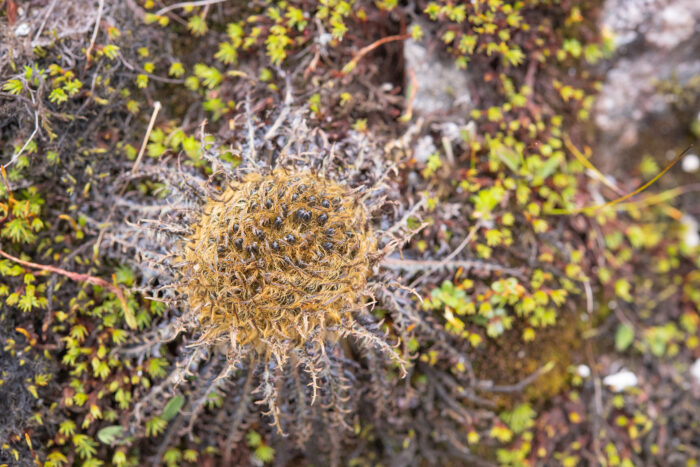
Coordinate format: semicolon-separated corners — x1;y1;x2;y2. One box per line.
181;169;376;354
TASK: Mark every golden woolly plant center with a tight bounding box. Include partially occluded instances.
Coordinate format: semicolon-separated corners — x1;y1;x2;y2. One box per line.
181;170;376;350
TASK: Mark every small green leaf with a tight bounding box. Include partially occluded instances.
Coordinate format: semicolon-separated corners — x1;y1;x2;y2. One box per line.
254;445;275;463
246;430;262;447
146;417;167;437
2;79;23;95
496;146;521;172
115;266;134;286
49;88;67;104
168;62;185;78
136;74;149;88
615;324;635;352
187;15;208;36
102;44;120;60
535;154;562;180
97;425;124;445
161;395;185;421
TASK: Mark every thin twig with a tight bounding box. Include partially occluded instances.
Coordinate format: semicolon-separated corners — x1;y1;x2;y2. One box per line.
32;0;59;45
443;222;483;264
406;221;486;288
116;52;185;83
384;197;425;236
399;67;418;122
0;248;136;329
548;145;692;215
154;0;227;16
264;80;293;141
3;96;39;169
384;257;525;281
245;95;257;161
342;34;410;75
583;280;593;314
475;362;553;393
132;101;162;175
85;0;105;62
563;134;622;195
94;101;165;259
586;340;604;462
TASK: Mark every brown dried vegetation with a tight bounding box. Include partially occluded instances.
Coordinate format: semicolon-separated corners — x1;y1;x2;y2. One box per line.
181;169;376;356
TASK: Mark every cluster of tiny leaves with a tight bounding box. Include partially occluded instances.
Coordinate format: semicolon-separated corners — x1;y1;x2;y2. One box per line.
418;0;614;70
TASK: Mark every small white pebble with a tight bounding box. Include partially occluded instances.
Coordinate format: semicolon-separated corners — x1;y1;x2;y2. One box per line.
440;122;461;142
14;23;31;37
603;369;638;392
577;364;591;378
318;33;333;46
682;153;699;173
691;359;700;384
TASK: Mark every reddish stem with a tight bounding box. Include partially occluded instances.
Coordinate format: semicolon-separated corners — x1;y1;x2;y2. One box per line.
0;248;135;329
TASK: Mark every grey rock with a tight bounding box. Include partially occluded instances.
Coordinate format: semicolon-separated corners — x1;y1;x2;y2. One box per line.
594;0;700;172
403;21;471;116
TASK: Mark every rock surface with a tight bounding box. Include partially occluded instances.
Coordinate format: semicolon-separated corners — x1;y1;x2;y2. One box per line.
403;21;471;116
594;0;700;173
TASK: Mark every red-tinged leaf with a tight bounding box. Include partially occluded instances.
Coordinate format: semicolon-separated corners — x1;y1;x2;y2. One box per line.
7;0;17;27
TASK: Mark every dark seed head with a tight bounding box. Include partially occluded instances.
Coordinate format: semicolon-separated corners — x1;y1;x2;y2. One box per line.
184;170;376;351
295;209;311;222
